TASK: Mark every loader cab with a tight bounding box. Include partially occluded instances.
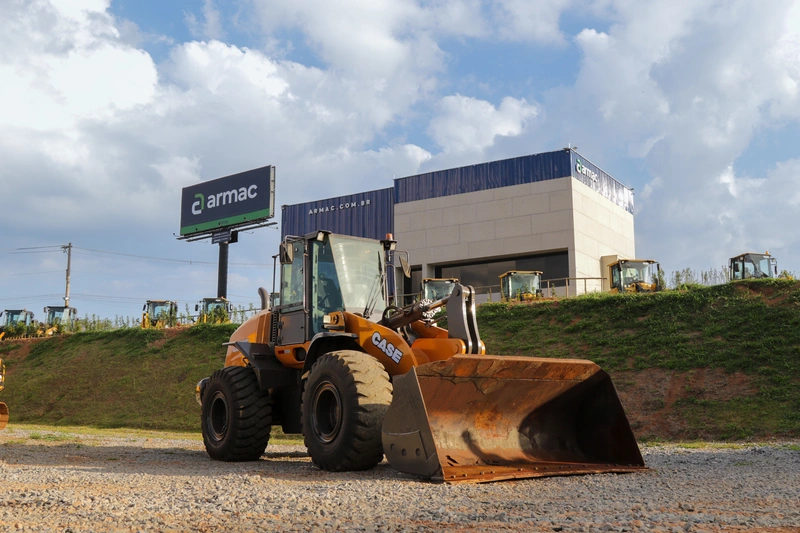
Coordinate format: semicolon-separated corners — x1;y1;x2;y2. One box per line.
1;309;34;328
141;300;178;328
43;306;77;327
608;260;661;293
729;252;777;280
195;297;232;323
499;271;543;301
421;278;458;302
276;231;389;346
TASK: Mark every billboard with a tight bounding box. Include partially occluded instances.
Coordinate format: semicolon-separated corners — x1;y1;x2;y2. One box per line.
180;165;275;236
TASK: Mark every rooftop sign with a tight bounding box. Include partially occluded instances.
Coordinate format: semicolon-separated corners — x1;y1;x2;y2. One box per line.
180;165;275;236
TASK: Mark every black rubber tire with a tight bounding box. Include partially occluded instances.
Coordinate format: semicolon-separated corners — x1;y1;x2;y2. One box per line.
302;350;392;471
201;366;272;462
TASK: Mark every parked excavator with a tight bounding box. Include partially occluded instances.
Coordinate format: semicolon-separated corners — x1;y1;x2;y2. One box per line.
499;270;543;301
605;258;662;293
195;297;232;324
195;231;644;483
141;300;178;329
0;357;8;430
729;252;779;280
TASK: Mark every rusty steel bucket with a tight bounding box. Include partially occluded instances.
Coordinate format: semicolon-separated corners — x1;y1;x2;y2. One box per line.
0;402;8;431
382;355;645;483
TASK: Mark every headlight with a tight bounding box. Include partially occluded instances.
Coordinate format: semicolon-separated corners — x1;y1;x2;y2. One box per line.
195;377;209;406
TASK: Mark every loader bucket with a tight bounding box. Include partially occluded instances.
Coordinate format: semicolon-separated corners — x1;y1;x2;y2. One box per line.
0;402;8;431
382;355;645;483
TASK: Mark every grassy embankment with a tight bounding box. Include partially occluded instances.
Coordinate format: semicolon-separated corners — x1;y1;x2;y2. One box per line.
0;279;798;441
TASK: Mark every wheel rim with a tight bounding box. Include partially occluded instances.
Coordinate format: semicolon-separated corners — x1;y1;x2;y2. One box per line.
208;391;229;442
311;381;342;443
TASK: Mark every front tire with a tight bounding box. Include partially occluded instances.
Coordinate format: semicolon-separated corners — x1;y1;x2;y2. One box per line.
201;366;272;461
302;350;392;471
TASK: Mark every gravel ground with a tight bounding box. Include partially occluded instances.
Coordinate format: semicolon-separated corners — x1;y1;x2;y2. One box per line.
0;427;798;532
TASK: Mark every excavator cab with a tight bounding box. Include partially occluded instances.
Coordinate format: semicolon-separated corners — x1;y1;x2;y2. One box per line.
499;270;543;301
729;252;778;280
141;300;178;329
421;278;458;302
608;260;662;293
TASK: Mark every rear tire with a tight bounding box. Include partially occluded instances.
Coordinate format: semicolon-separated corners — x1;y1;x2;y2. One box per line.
201;366;272;461
302;350;392;471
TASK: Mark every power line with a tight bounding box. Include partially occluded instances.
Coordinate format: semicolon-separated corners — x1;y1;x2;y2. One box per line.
72;247;271;267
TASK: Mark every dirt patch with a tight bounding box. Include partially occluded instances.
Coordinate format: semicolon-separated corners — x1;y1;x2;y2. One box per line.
614;367;758;440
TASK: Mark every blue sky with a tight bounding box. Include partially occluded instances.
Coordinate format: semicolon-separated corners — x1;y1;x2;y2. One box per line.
2;0;800;321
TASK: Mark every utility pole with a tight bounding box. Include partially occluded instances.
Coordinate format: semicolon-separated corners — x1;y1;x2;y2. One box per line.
62;243;72;307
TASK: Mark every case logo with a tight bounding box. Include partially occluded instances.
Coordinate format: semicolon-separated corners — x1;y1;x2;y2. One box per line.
371;332;403;363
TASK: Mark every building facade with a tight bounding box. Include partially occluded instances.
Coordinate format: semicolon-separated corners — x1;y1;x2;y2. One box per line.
281;149;635;302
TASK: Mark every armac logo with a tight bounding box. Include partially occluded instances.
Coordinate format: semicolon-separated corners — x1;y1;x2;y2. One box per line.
192;185;258;215
575;159;598;183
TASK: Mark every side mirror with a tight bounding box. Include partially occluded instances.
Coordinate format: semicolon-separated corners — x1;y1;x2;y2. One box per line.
280;242;294;264
195;304;199;312
142;304;147;311
399;256;411;278
775;266;778;275
44;307;47;313
733;263;739;272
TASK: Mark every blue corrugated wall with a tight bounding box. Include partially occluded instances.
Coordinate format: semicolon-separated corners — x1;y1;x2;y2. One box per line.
281;188;394;239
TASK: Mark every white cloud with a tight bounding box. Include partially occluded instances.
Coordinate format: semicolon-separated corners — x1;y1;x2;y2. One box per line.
429;94;539;153
185;0;226;41
491;0;573;44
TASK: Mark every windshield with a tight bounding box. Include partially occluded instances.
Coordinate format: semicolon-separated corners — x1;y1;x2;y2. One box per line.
314;234;387;321
423;280;456;301
47;308;66;324
4;311;27;326
743;254;771;278
620;262;657;286
507;273;540;296
149;303;172;317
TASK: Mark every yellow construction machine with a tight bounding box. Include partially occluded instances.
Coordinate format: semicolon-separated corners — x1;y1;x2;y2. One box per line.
195;297;232;324
195;231;644;483
499;270;543;301
141;300;178;329
0;357;8;430
729;252;779;280
605;259;662;293
0;309;36;339
42;305;78;335
421;278;459;302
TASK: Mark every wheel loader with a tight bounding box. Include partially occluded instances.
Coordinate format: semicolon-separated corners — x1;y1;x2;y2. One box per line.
421;278;459;302
196;231;644;483
606;259;662;293
499;270;543;301
729;252;779;280
195;297;232;324
0;358;8;430
141;300;178;329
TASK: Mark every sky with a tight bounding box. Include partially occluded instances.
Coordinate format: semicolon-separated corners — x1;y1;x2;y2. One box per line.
2;0;800;322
